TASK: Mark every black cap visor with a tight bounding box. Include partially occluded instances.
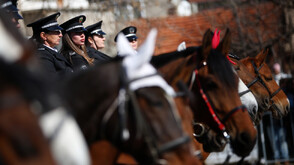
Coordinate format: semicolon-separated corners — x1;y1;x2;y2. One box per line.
127;36;138;42
67;27;87;33
92;30;106;36
46;25;63;31
12;11;23;19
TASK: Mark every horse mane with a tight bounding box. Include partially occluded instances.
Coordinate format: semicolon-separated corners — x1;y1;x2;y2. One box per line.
151;47;200;68
0;57;57;113
207;50;237;88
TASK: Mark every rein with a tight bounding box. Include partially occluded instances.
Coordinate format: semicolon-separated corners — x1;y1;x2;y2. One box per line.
247;61;282;101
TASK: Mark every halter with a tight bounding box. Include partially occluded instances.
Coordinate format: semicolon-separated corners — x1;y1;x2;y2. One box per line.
101;63;190;163
190;62;247;141
246;61;282;104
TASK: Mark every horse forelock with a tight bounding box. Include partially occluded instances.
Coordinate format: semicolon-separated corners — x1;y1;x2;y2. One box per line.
207;50;237;88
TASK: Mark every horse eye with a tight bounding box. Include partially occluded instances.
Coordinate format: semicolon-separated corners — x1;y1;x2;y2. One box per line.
204;80;218;89
264;76;273;81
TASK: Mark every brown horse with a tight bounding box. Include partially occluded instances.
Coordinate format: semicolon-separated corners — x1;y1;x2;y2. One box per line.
152;29;257;157
238;49;290;119
0;58;56;165
62;30;201;165
229;54;271;123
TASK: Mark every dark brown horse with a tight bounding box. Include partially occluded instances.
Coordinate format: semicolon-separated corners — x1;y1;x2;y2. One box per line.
62;30;201;165
152;29;257;157
0;58;56;165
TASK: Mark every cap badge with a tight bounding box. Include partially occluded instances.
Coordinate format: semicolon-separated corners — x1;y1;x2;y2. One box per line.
129;27;135;34
79;17;83;23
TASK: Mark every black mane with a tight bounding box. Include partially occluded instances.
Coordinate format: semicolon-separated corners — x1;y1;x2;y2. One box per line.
207;50;237;88
151;46;200;68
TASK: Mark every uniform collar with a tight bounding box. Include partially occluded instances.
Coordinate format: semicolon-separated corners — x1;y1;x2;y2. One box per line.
43;44;58;52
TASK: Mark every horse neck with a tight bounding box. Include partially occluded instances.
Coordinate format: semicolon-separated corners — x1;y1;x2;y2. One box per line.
157;56;196;90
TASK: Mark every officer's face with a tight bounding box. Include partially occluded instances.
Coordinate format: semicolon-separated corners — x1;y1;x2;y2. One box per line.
70;31;85;47
45;31;62;47
92;34;105;49
11;18;20;29
129;38;138;50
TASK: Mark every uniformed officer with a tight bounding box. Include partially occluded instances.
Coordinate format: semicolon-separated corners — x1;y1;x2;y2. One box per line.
27;12;73;81
0;0;23;28
114;26;138;51
60;15;94;72
85;20;113;65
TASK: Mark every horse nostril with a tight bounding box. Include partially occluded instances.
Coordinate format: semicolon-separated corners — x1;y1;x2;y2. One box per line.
286;105;290;114
252;107;257;115
263;98;270;107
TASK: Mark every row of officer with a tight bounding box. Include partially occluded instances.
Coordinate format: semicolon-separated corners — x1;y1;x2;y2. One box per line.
26;12;139;81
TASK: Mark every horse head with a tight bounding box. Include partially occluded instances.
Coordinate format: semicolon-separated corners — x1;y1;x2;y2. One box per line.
230;55;271;123
188;29;257;157
240;49;290;118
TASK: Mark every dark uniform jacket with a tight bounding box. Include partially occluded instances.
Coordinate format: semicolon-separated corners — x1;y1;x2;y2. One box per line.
36;44;73;80
87;47;113;65
62;50;89;72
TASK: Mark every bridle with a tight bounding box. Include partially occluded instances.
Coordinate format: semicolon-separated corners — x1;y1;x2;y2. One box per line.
189;61;247;142
101;63;190;163
246;61;282;106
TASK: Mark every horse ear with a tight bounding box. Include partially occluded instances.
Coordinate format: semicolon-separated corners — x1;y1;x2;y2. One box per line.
137;28;157;64
116;33;137;57
255;48;268;66
201;29;213;59
216;28;231;56
123;29;157;70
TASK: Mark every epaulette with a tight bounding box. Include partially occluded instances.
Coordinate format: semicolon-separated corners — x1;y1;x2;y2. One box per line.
37;48;45;51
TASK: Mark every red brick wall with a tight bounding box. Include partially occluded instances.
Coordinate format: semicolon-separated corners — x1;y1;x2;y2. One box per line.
129;2;282;55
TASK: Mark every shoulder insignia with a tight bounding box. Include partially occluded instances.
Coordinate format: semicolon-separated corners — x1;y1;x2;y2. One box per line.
69;51;76;56
38;48;45;51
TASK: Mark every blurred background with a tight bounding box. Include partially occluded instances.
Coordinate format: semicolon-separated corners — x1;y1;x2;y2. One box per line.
17;0;294;75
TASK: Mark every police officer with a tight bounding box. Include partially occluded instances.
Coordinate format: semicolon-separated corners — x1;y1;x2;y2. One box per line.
85;20;113;65
114;26;138;56
0;0;23;28
60;15;94;71
27;12;73;81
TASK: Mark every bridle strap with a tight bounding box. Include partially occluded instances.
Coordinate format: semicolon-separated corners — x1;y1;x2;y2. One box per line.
248;61;282;99
221;105;246;123
194;69;226;132
238;89;251;97
48;110;70;143
194;69;246;140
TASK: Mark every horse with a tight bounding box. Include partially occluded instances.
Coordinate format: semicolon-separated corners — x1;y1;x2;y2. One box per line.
205;48;291;165
61;29;201;165
0;9;91;165
152;28;257;157
238;49;290;118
